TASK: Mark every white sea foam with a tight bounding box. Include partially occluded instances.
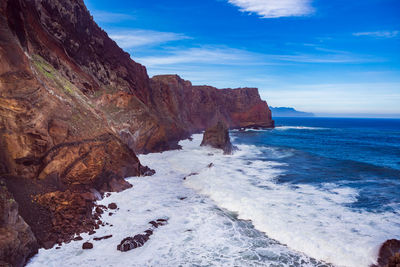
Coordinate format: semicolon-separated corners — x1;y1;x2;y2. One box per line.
275;126;326;130
28;134;400;267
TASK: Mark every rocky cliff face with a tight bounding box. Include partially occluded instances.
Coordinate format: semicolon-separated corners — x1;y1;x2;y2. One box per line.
0;0;150;252
0;0;274;263
149;75;274;131
0;180;38;267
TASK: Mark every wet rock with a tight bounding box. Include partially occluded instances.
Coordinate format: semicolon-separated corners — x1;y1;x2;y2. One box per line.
93;235;112;241
149;221;159;228
108;203;117;210
73;236;83;241
183;172;199;180
140;165;156;176
117;218;168;252
82;242;93;249
374;239;400;267
201;121;236;155
95;207;103;214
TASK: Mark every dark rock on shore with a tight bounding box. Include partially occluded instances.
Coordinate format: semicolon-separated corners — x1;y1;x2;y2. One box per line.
93;235;112;241
0;181;38;267
117;219;168;252
374;239;400;267
108;203;118;210
201;122;236;154
82;242;93;249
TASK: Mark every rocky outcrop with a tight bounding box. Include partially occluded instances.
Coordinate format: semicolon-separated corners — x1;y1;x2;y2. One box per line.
0;180;38;267
201;121;235;154
117;219;168;252
374;239;400;267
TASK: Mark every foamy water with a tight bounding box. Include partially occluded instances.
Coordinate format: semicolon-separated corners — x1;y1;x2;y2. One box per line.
28;134;400;267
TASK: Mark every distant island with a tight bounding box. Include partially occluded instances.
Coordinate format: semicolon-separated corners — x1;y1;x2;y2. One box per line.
270;107;315;117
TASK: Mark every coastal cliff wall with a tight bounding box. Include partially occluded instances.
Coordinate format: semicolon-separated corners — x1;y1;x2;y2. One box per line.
0;0;273;264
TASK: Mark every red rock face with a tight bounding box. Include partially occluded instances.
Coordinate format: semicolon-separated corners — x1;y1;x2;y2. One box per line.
147;75;274;147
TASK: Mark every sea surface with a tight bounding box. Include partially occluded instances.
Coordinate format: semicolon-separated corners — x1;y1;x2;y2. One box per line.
29;117;400;267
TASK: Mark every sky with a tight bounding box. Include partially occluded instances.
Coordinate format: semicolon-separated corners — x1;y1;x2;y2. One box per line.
84;0;400;117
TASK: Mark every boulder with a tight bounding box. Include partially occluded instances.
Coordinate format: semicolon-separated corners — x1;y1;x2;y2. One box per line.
82;242;93;249
201;122;236;155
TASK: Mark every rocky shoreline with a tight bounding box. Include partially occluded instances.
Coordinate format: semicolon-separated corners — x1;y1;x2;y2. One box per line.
0;0;397;266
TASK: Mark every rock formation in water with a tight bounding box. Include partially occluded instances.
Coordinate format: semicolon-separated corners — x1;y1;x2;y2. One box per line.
201;121;235;154
374;239;400;267
0;0;274;263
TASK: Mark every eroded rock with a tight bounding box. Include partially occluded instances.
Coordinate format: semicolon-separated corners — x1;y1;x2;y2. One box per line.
201;121;236;155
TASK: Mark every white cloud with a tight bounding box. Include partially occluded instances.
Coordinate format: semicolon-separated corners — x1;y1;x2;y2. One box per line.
227;0;314;18
353;31;399;38
135;47;260;66
109;30;189;49
134;46;377;68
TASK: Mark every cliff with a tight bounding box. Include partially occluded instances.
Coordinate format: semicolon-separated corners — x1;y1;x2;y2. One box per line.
0;0;273;264
0;0;150;253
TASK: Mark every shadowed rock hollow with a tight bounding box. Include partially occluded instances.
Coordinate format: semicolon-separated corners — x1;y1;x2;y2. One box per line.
0;180;38;267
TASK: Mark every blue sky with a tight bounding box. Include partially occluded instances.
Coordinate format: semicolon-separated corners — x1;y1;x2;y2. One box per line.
84;0;400;117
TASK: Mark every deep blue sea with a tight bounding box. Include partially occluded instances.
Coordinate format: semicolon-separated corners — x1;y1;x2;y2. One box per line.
233;117;400;213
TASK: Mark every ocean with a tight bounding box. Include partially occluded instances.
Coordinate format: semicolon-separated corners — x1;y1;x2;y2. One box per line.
28;117;400;267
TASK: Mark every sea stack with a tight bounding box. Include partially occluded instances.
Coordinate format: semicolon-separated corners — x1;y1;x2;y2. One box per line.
201;122;235;155
374;239;400;267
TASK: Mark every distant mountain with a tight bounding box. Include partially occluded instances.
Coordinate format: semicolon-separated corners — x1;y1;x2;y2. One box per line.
270;107;315;117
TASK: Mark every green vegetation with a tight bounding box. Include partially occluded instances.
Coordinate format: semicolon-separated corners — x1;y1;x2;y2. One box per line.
31;55;76;97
